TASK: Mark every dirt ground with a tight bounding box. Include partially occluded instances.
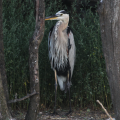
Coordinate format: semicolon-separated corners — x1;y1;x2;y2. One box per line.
12;108;115;120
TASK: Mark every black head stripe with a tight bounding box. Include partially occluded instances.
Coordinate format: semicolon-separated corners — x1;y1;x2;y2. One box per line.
60;10;67;14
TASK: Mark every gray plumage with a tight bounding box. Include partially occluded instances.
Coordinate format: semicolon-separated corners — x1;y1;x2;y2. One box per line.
46;10;76;91
45;10;76;115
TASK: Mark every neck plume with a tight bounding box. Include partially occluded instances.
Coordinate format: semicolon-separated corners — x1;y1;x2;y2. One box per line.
51;20;68;70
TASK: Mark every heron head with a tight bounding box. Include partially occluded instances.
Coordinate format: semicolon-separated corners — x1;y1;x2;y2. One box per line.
45;10;69;23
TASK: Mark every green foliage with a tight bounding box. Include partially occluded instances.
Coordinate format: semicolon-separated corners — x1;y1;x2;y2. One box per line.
70;4;111;108
39;0;111;109
3;0;35;109
3;0;111;109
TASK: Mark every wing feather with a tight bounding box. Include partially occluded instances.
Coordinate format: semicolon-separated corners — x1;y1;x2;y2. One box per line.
48;26;54;68
67;27;76;77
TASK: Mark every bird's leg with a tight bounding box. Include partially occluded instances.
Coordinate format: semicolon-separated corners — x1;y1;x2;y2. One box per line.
65;68;72;116
52;69;58;115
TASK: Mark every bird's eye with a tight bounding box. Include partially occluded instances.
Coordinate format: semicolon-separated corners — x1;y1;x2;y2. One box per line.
60;14;63;16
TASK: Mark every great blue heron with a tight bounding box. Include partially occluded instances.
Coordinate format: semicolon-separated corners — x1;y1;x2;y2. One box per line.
45;10;76;115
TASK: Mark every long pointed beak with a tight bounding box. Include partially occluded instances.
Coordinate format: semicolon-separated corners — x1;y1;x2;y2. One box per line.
45;15;58;21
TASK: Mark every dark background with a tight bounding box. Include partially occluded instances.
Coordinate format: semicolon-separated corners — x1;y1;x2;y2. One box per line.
2;0;111;110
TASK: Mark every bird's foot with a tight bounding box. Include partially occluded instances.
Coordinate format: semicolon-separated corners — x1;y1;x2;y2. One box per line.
65;110;72;116
51;110;59;116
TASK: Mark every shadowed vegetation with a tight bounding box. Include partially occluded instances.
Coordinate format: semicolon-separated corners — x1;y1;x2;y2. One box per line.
2;0;111;110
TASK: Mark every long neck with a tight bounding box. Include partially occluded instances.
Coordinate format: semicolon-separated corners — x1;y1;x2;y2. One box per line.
52;19;69;69
53;20;68;69
54;20;68;40
58;20;68;31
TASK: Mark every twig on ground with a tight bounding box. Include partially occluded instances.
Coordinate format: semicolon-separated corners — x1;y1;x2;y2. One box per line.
8;91;38;104
96;100;113;120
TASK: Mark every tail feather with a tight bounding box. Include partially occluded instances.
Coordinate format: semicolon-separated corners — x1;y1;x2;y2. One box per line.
57;76;66;91
57;76;72;92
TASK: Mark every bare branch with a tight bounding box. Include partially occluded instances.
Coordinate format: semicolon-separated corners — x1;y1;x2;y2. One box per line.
8;92;38;104
96;100;113;120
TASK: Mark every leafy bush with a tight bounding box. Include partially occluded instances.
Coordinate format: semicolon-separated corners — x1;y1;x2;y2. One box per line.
39;0;111;109
3;0;111;109
3;0;35;109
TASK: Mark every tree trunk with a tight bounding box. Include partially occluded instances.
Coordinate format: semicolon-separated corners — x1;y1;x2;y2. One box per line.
0;74;12;120
0;0;12;119
25;0;45;120
99;0;120;119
